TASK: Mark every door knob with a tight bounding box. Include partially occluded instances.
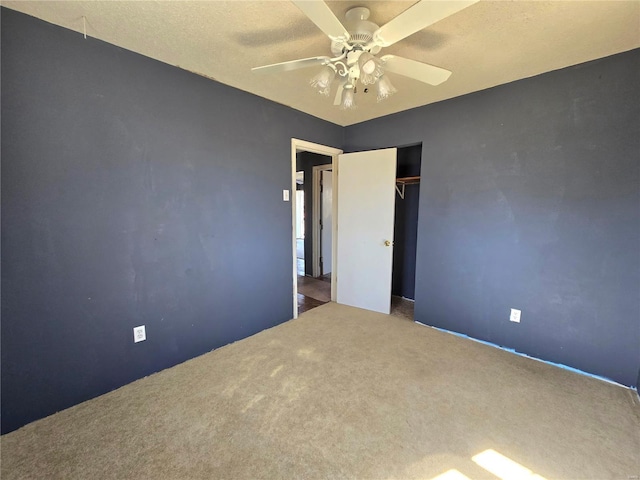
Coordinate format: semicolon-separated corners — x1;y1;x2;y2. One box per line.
384;240;392;246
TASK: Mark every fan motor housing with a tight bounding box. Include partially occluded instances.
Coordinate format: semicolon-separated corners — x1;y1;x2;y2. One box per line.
331;7;382;56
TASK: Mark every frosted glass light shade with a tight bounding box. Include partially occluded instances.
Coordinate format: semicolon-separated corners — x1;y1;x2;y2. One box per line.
310;66;335;96
358;52;384;85
376;75;397;102
340;87;356;110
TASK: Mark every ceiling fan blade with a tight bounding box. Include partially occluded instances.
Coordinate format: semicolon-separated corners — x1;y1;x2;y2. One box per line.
373;0;478;47
252;56;331;74
381;55;452;86
291;0;350;42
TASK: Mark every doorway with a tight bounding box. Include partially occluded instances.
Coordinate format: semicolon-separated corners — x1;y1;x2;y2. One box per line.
290;140;422;321
390;144;422;320
312;164;333;278
296;153;332;314
291;139;342;318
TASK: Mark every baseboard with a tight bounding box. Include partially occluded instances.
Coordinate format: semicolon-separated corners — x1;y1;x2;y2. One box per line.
414;320;632;390
392;295;415;302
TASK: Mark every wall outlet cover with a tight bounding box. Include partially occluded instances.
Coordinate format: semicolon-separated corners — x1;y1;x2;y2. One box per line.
510;308;521;323
133;325;146;343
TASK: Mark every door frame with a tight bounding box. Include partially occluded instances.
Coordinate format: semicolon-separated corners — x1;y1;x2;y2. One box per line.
291;139;342;318
312;164;333;278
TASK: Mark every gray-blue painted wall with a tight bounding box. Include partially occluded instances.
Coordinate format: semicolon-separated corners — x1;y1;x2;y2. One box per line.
345;49;640;388
2;7;638;435
0;9;343;434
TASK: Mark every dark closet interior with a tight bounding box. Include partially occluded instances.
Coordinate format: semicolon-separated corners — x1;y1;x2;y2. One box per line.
392;144;422;300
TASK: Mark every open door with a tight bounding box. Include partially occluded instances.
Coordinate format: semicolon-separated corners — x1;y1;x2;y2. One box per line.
336;148;397;314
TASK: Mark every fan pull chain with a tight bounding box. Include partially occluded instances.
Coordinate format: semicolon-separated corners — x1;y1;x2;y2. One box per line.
83;16;86;39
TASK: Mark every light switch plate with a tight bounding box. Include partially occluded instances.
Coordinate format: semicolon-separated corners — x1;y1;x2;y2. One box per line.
510;308;521;323
133;325;146;343
283;189;290;201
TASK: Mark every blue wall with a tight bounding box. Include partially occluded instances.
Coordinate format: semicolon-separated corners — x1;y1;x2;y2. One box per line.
346;49;640;387
2;7;638;435
0;9;343;434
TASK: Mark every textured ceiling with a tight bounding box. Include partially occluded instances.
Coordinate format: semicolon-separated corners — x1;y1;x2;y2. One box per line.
3;1;639;126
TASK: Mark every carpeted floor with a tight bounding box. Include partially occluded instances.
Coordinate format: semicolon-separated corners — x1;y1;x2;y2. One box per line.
390;295;414;320
2;303;639;479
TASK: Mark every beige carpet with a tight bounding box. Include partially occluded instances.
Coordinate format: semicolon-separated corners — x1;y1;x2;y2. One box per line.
390;295;415;321
2;303;639;480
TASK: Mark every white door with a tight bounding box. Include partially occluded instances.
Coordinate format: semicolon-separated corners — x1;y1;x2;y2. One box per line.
336;148;397;314
321;170;333;275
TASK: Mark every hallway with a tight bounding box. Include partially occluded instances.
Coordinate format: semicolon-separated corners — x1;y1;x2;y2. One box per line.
297;238;331;314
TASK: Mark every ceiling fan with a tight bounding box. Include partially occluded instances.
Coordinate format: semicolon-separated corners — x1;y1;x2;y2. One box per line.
252;0;478;109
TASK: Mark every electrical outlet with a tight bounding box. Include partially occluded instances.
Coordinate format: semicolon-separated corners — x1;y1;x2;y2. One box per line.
510;308;521;323
283;189;290;201
133;325;146;343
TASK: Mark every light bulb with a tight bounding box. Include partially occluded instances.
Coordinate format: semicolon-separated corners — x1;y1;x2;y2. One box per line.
362;59;376;74
358;52;384;85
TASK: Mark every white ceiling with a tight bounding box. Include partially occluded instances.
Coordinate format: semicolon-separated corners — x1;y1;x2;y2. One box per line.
3;1;639;126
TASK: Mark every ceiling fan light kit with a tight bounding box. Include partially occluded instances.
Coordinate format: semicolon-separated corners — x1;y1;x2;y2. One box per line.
252;0;479;110
340;86;356;110
357;52;384;85
376;75;397;103
309;65;336;96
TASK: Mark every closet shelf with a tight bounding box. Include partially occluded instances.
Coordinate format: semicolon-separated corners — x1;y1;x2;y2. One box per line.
395;176;420;199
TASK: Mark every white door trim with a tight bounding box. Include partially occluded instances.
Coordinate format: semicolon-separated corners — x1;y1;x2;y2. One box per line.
312;164;333;278
291;139;342;319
